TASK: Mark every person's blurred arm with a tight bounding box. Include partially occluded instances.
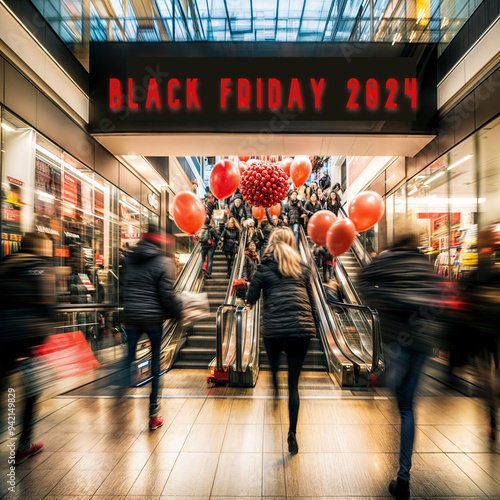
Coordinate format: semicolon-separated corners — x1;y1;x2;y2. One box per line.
246;264;264;305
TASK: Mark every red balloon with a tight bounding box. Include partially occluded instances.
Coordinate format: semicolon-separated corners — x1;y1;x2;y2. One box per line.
209;160;240;200
172;191;206;235
280;157;293;177
252;205;265;220
239;156;250;162
307;210;337;246
326;219;356;257
269;204;281;217
348;191;385;231
290;156;312;187
247;159;261;167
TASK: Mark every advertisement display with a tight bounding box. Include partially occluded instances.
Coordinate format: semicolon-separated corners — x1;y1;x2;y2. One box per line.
90;43;437;134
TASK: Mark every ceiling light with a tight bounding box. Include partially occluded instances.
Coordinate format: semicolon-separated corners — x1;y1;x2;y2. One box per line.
447;154;473;171
1;123;15;132
424;170;445;185
408;187;418;195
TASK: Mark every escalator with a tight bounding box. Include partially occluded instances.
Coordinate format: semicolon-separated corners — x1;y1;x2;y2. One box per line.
215;222;383;388
174;249;230;368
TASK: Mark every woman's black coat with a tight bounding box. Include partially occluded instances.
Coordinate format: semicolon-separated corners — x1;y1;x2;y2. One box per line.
221;227;240;253
247;256;318;338
243;253;259;281
324;199;340;216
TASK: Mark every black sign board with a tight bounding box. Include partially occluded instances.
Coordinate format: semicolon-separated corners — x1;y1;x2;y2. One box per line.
90;43;437;134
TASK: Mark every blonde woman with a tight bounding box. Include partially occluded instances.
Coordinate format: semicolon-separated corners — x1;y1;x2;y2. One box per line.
247;228;318;454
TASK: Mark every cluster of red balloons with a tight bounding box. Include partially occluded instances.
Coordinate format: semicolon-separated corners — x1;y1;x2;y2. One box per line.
240;163;289;208
307;191;384;257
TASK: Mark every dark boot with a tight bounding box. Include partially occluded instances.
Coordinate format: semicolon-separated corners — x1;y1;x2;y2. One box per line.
389;478;410;499
287;431;298;454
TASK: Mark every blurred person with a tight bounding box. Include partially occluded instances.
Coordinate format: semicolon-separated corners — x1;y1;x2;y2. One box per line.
310;181;318;195
283;190;307;248
358;232;442;499
304;185;312;203
258;218;275;253
312;244;323;270
320;245;334;282
304;193;322;224
245;218;264;248
221;217;241;278
296;185;306;202
319;170;331;191
124;229;183;430
203;188;217;220
324;190;341;216
0;233;55;463
317;187;324;202
243;241;259;284
228;195;246;225
332;182;343;200
247;228;318;454
198;217;219;279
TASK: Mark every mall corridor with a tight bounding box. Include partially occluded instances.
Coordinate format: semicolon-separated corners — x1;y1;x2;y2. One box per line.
1;370;499;499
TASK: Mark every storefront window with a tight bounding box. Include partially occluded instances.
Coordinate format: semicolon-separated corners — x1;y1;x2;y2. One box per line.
406;156;449;271
478;116;500;280
448;137;476;280
1;110;36;258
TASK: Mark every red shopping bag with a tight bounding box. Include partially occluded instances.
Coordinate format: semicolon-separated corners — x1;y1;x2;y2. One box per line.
33;331;100;378
202;256;208;272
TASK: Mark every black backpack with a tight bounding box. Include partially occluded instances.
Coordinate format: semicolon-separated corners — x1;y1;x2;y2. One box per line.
198;226;210;244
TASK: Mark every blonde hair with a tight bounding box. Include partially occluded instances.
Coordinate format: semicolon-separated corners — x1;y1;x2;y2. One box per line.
264;228;302;279
227;217;242;231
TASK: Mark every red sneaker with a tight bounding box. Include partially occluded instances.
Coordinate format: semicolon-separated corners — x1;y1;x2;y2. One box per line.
149;415;164;431
15;443;44;465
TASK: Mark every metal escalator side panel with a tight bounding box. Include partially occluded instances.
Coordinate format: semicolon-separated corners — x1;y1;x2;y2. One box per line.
297;226;361;385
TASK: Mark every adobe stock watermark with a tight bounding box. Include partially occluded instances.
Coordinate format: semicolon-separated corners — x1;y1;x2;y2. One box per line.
6;389;17;494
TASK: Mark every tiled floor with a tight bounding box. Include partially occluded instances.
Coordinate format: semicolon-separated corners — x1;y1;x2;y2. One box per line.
0;370;499;499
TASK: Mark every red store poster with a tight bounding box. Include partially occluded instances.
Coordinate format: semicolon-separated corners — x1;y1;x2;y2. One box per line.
63;171;77;218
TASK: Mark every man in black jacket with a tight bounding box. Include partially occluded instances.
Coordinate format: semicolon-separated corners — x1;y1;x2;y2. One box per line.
0;233;56;464
358;233;442;499
124;231;182;430
319;171;331;191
